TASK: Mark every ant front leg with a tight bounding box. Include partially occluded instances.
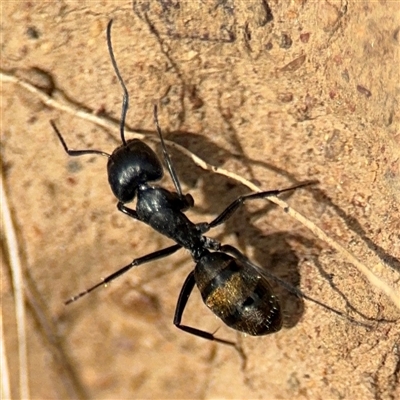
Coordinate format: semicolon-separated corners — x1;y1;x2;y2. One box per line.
117;201;140;220
173;271;235;346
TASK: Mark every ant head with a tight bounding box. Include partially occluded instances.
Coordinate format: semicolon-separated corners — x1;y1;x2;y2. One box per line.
107;139;163;203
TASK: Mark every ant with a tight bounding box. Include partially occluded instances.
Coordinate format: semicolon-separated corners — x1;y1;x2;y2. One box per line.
50;19;323;345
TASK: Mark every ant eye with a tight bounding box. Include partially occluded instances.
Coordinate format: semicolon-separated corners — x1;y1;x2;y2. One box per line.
185;194;194;208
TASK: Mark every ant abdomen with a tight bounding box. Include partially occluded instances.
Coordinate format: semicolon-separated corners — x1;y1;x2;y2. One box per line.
195;252;282;336
107;139;163;202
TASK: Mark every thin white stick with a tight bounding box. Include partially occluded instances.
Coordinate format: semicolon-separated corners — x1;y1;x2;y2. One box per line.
1;312;11;399
1;172;30;399
1;69;399;310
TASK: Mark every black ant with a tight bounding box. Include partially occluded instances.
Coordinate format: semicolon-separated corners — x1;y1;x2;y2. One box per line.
50;20;335;345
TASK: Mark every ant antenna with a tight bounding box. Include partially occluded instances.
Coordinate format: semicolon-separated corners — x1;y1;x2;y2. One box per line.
50;120;111;158
106;19;128;147
153;104;184;197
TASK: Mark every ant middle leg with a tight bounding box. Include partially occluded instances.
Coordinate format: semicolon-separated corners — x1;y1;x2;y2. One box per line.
198;181;316;233
173;271;235;346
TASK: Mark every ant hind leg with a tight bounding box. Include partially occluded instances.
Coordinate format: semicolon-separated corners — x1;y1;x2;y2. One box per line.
173;271;235;346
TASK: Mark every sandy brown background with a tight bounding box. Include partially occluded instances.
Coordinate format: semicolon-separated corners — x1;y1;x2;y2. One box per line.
2;1;400;399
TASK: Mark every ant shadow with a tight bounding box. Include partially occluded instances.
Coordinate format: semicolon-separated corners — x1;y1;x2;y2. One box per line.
42;70;397;329
311;188;400;273
161;129;314;329
47;90;395;328
158;128;397;327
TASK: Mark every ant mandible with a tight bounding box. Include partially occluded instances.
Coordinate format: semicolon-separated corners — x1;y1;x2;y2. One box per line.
51;19;314;345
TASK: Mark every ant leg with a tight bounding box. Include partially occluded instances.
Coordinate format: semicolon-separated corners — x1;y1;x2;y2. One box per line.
116;200;194;226
65;244;182;305
173;271;235;346
117;201;140;221
201;181;316;232
50;121;110;157
153;105;190;203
